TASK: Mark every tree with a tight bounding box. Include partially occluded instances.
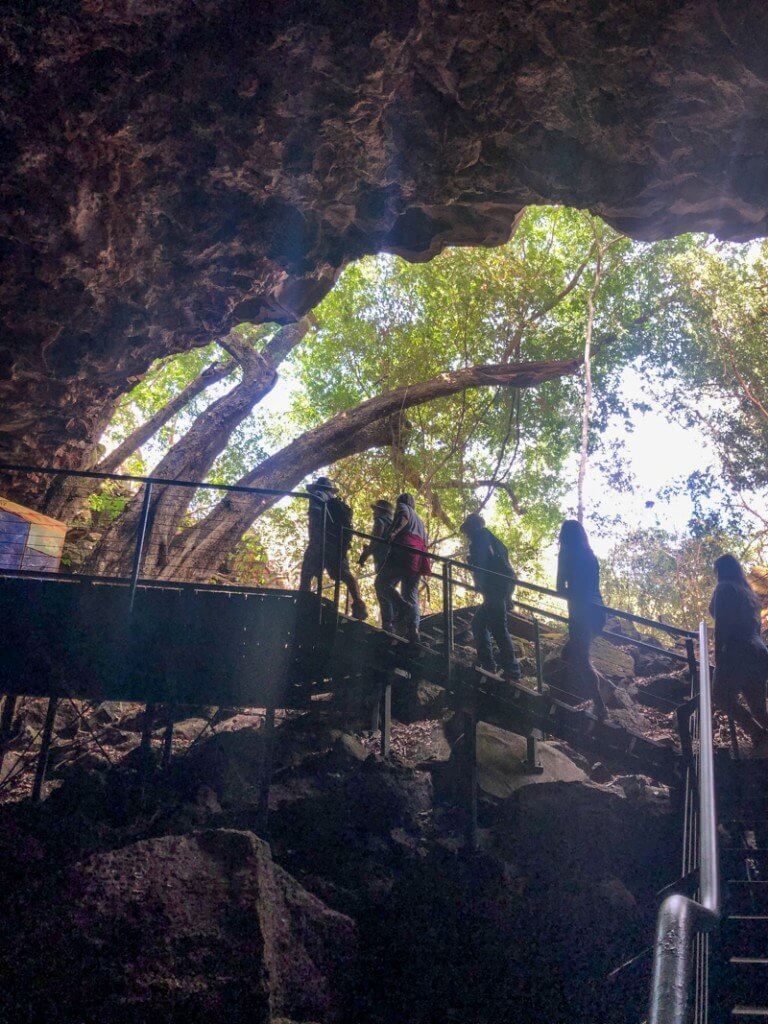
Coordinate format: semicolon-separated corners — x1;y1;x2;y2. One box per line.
79;206;702;585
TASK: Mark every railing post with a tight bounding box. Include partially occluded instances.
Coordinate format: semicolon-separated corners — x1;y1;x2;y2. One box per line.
0;694;18;779
380;672;392;757
684;638;697;699
442;559;454;684
333;531;343;621
32;695;58;802
317;500;327;626
257;705;276;835
129;481;153;612
465;672;478;852
533;618;544;694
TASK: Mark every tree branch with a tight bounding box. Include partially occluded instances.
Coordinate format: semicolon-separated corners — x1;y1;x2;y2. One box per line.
161;354;582;578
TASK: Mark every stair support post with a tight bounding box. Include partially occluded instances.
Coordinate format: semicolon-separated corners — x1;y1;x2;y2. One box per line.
442;560;454;686
32;695;58;803
465;673;479;852
380;672;392;758
257;705;276;835
0;693;18;779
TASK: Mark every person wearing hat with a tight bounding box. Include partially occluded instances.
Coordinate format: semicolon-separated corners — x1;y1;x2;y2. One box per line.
299;476;368;619
460;512;521;682
375;493;430;642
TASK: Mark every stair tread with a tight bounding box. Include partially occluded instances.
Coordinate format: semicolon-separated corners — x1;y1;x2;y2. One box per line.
731;957;768;965
729;914;768;921
733;1008;768;1018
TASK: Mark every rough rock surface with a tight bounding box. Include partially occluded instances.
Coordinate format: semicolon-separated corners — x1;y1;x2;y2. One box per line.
3;828;356;1024
4;1;768;472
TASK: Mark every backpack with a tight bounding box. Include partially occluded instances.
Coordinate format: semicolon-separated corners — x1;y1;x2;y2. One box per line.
325;496;353;553
485;533;516;596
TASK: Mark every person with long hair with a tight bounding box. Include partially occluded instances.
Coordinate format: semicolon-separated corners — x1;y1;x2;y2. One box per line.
710;553;768;753
556;519;608;719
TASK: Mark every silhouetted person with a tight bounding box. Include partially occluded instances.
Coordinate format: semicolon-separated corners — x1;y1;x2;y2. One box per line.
556;519;608;719
299;477;367;620
710;553;768;754
358;499;394;573
375;493;429;642
460;513;521;682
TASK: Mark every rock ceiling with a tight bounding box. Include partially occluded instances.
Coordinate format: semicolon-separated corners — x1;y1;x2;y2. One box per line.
3;0;768;469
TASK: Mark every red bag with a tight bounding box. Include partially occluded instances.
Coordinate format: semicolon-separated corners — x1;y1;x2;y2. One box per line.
397;532;432;576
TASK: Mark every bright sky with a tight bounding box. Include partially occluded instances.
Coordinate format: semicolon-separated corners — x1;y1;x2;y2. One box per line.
574;366;717;556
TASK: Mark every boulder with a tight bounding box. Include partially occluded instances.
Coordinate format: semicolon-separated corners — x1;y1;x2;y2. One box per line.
3;829;357;1024
492;780;676;896
474;722;590;800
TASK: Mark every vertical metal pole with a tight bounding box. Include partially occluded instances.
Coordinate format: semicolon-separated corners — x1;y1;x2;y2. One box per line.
380;674;392;757
727;714;740;761
317;500;327;626
138;701;156;795
32;695;58;802
333;531;343;621
257;706;276;834
129;481;154;612
161;709;174;770
685;638;698;699
442;560;454;684
466;675;478;851
533;619;544;694
0;694;18;778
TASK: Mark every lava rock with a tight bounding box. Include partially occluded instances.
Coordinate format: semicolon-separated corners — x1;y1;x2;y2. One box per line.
3;829;357;1024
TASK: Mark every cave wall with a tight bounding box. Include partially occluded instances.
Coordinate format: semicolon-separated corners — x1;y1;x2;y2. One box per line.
3;0;768;471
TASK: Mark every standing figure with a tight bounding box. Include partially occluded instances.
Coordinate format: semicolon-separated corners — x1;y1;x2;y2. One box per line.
710;553;768;755
299;476;367;620
460;513;521;682
556;519;608;719
375;493;429;642
358;498;394;626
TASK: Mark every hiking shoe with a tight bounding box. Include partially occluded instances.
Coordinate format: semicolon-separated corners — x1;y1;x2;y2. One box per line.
351;600;368;621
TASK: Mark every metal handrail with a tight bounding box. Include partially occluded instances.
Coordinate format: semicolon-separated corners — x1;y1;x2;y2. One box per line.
648;619;720;1024
347;526;696;639
0;462;314;501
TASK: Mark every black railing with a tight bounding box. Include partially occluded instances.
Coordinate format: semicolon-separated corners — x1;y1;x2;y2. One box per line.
1;464;712;806
648;620;720;1024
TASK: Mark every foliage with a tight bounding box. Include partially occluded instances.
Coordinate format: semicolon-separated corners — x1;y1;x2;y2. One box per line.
601;521;758;628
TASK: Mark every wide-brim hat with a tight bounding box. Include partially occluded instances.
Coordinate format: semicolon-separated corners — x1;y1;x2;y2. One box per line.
308;476;338;493
371;499;394;514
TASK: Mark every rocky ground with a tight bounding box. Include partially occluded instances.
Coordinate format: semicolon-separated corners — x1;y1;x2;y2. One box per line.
0;623;738;1023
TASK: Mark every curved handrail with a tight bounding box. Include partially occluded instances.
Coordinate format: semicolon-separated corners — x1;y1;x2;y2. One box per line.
346;526;696;639
648;619;720;1024
0;462;313;500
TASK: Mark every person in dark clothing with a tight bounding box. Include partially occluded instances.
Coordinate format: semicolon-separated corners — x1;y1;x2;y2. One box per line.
460;513;521;682
299;476;367;620
375;493;429;642
358;499;394;573
710;553;768;753
556;519;608;719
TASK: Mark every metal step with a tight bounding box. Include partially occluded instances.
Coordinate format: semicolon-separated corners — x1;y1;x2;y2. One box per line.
732;1007;768;1019
725;958;768;1006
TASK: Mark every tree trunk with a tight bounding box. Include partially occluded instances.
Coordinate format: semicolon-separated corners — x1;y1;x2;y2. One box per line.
576;253;602;524
41;356;237;521
161;355;581;580
88;318;312;575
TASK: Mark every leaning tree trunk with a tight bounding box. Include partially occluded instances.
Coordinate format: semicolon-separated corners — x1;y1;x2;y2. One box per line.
41;356;237;522
162;356;581;580
88;318;312;576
